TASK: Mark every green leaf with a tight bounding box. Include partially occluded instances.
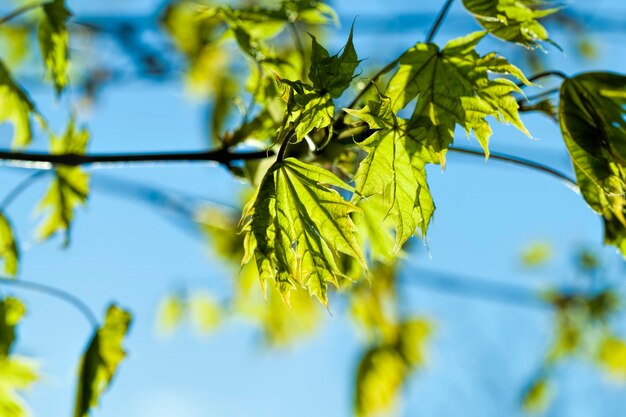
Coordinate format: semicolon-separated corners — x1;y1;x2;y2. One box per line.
0;357;38;417
558;72;626;256
0;214;19;277
346;98;435;251
38;0;72;95
36;121;90;245
0;297;25;357
292;91;334;142
354;318;431;417
241;158;366;304
521;377;551;413
74;304;132;417
0;61;39;148
308;24;359;98
155;293;185;335
597;336;626;380
0;297;38;417
462;0;557;48
385;31;530;156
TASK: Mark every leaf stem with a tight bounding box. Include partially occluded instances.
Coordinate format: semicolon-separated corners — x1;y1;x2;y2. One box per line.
425;0;456;43
0;2;45;25
0;148;275;170
448;146;579;191
0;277;99;327
520;71;569;88
0;171;48;210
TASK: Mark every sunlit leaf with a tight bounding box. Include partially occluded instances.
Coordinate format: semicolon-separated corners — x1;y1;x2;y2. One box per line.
0;297;38;417
558;72;626;256
241;158;366;304
36;120;89;245
38;0;71;95
520;241;553;267
189;293;221;333
155;294;185;335
74;304;132;417
0;214;19;277
385;31;530;156
521;377;551;413
0;60;39;148
462;0;557;48
0;357;38;417
597;336;626;380
346;98;435;250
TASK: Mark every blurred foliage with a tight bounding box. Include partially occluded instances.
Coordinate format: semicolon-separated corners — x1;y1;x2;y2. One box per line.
74;304;132;417
0;297;38;417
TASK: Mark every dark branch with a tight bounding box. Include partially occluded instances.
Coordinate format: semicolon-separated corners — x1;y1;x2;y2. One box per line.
0;2;44;25
0;148;275;170
448;146;579;191
0;277;99;327
426;0;456;43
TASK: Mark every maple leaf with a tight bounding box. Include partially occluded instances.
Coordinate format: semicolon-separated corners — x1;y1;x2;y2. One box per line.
241;158;366;304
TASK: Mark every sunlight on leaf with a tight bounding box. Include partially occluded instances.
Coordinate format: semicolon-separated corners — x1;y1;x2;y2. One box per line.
0;60;39;148
74;304;132;417
38;0;71;95
385;31;530;156
241;158;366;305
462;0;557;48
0;213;19;277
36;120;89;245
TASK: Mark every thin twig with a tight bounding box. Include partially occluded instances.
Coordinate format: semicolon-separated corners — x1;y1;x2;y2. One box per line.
425;0;456;43
0;171;48;210
0;2;44;25
0;148;274;170
0;277;99;327
519;71;569;88
449;146;579;191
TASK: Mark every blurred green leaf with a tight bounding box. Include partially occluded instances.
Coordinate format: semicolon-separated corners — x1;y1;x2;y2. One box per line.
38;0;71;95
36;120;89;245
520;241;553;267
74;304;132;417
0;213;19;277
0;60;39;148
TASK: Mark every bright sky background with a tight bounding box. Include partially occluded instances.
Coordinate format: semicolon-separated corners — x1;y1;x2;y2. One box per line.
1;1;626;416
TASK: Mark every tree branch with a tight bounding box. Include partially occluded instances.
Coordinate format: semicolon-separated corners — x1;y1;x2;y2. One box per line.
0;148;275;170
0;277;99;327
448;146;579;191
0;171;48;210
426;0;456;43
0;2;45;25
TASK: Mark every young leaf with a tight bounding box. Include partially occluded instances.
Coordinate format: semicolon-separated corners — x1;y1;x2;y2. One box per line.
308;25;359;98
385;31;530;156
346;98;435;251
0;213;19;277
0;61;39;148
74;304;132;417
241;158;366;304
558;72;626;256
462;0;557;48
36;121;90;245
38;0;72;95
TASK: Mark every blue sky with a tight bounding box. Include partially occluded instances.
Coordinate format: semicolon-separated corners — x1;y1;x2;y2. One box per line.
2;1;626;416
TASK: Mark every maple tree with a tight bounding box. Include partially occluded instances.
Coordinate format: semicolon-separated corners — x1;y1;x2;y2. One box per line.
0;0;624;416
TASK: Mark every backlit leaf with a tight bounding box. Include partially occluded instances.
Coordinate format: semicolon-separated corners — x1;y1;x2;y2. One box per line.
241;158;366;304
558;72;626;256
74;304;132;417
462;0;557;48
38;0;71;95
385;31;530;156
346;98;435;251
36;120;90;245
0;214;19;277
0;61;39;148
